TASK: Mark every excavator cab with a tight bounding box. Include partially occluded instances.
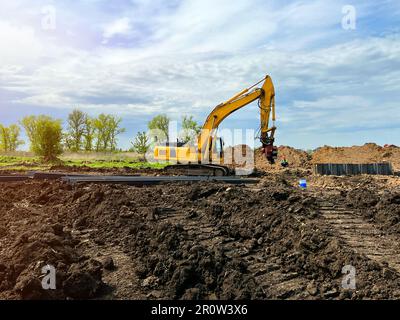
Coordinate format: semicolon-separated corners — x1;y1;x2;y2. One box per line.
214;137;224;162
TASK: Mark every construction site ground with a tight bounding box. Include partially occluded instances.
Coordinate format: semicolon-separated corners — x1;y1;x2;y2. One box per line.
0;143;399;300
1;158;400;300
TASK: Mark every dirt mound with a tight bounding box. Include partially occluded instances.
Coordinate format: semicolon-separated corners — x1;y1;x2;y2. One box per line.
0;182;104;299
312;143;400;171
255;146;311;171
342;187;400;235
224;145;311;171
131;221;261;299
223;145;254;168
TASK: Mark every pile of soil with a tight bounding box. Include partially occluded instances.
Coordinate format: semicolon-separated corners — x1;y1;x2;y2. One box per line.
0;182;104;299
255;146;311;171
1;173;400;299
223;144;311;171
224;145;254;167
343;187;400;235
312;143;400;171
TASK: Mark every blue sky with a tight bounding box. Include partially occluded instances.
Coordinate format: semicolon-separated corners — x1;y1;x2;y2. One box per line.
0;0;399;150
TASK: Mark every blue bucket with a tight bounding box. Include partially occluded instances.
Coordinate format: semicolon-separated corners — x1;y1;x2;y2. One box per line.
299;179;307;189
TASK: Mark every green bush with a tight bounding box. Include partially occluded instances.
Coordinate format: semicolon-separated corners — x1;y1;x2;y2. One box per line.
21;115;63;162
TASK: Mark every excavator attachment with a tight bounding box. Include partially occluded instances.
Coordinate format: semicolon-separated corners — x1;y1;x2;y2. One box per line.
263;143;278;164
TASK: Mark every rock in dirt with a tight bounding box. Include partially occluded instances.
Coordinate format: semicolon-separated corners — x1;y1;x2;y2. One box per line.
102;257;115;271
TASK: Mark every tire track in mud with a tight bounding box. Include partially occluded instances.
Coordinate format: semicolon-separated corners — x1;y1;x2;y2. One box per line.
318;196;400;273
158;209;309;299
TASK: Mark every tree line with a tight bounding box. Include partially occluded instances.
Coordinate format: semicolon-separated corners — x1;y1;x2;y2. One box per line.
0;124;24;152
64;110;125;152
1;111;202;162
0;110;125;161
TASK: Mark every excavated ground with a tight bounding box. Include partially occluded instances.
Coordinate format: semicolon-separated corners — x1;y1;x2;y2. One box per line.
0;169;399;300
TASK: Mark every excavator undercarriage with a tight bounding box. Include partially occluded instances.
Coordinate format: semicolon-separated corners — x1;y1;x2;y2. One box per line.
163;163;231;176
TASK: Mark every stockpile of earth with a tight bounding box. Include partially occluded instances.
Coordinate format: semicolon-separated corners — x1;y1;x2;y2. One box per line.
0;182;104;299
223;145;254;168
255;146;311;171
312;143;400;171
344;187;400;235
223;145;311;171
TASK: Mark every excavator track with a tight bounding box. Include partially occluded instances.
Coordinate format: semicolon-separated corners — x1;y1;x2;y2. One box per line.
318;195;400;272
156;205;310;299
163;164;231;176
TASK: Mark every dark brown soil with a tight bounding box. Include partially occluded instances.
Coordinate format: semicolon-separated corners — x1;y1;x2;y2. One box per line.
344;187;400;234
0;170;399;300
0;166;188;179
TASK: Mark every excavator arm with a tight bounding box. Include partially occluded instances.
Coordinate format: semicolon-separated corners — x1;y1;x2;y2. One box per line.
198;75;277;164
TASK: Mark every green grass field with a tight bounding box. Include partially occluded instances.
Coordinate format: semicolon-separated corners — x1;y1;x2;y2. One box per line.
0;153;167;171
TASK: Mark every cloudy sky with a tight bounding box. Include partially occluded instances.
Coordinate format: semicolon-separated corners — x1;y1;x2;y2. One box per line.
0;0;399;150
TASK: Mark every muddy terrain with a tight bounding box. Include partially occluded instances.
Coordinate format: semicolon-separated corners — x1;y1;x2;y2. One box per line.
0;169;399;300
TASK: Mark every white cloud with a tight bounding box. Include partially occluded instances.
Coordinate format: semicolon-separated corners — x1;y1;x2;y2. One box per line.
15;93;74;107
102;17;132;43
0;21;42;65
292;96;371;110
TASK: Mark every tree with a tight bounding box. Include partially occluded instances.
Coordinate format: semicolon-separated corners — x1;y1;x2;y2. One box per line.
63;132;73;151
83;117;95;151
93;114;110;151
21;115;63;161
1;125;8;151
66;109;87;151
148;114;170;142
131;131;150;160
181;115;201;144
8;124;24;151
0;125;9;151
0;124;24;152
93;114;125;152
108;116;126;151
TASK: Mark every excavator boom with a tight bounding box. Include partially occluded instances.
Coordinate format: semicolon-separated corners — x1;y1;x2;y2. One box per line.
198;75;277;164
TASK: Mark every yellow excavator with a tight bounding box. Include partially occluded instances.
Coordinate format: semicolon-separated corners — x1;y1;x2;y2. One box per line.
154;75;278;175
